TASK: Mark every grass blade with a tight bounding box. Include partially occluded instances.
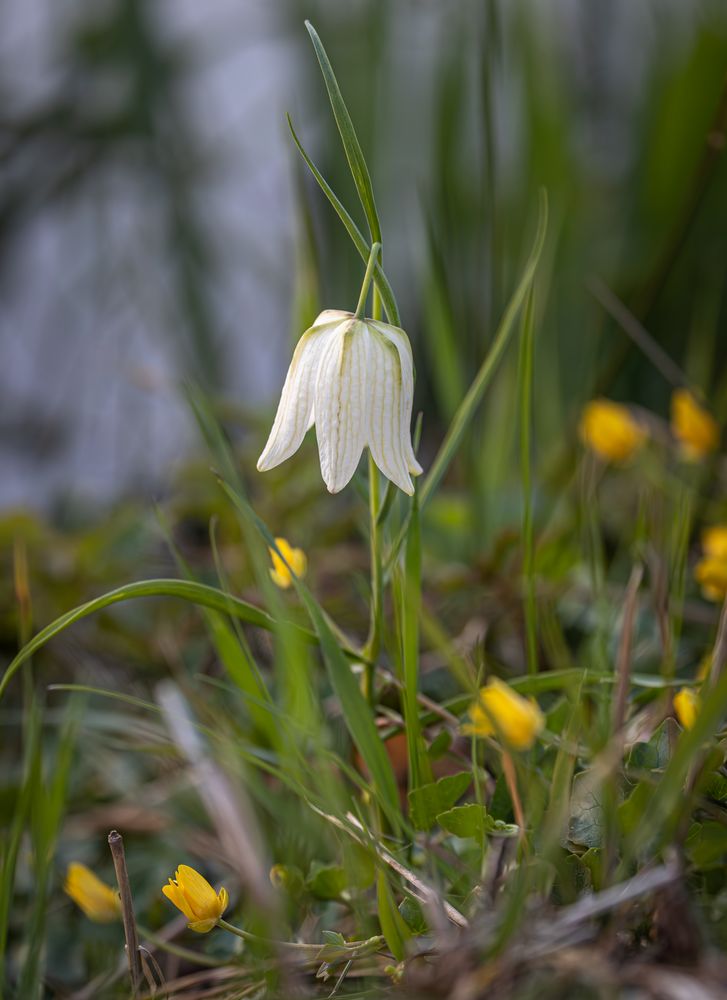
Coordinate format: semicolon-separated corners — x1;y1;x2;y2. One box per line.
0;579;316;701
305;21;382;244
287;115;399;325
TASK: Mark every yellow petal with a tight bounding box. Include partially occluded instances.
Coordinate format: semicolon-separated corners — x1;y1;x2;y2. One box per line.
702;525;727;560
176;865;219;918
673;688;700;730
694;556;727;602
187;918;218;933
465;679;544;751
162;880;197;922
268;537;307;589
671;389;719;461
578;399;646;464
64;862;120;922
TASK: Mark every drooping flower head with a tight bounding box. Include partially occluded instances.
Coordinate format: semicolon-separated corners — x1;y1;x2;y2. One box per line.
269;537;307;589
64;862;120;922
671;389;719;461
464;678;545;751
578;399;647;464
162;864;228;933
257;310;422;495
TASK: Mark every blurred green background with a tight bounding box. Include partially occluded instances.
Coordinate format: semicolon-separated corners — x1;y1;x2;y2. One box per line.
3;0;726;522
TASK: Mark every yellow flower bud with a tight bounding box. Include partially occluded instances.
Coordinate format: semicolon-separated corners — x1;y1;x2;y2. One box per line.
162;865;228;933
268;537;307;589
578;399;647;464
673;688;700;730
464;678;544;751
64;863;120;923
671;389;719;461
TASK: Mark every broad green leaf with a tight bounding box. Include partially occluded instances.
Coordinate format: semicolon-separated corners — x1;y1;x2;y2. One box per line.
568;770;605;850
408;771;471;831
307;862;347;901
398;897;427;935
305;21;382;243
625;718;677;772
437;803;487;841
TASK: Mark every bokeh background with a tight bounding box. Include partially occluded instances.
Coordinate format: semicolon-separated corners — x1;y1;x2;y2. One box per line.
4;0;726;516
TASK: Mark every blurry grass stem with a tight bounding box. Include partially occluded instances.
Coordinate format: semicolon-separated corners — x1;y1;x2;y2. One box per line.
108;830;143;997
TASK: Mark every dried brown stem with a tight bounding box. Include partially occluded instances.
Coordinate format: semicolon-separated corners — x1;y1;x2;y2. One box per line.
108;829;143;997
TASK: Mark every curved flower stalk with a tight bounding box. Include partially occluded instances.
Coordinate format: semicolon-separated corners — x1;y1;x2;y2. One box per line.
257;308;422;495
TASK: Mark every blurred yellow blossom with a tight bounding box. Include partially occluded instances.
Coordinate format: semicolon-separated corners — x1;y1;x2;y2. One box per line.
269;537;307;589
702;525;727;561
465;678;544;751
578;399;647;464
671;389;719;461
694;555;727;602
163;865;228;933
64;863;120;922
673;688;700;730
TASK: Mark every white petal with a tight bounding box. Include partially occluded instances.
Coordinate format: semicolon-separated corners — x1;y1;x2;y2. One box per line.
315;320;370;493
369;321;422;476
313;309;353;326
257;321;339;472
367;331;414;495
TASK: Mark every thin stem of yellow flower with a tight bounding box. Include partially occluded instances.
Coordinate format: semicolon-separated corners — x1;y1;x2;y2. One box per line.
216;919;321;952
354;242;382;320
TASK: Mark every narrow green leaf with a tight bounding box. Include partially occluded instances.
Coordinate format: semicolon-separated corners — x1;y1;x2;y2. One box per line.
217;478;401;828
420;189;548;509
305;21;382;243
0;579;315;701
376;871;409;962
287;115;399;325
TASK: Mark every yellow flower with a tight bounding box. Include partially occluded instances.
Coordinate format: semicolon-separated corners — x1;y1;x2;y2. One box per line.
694;555;727;602
64;863;120;923
162;865;228;933
268;537;307;589
673;687;700;730
464;678;545;751
671;389;719;461
702;525;727;561
578;399;647;464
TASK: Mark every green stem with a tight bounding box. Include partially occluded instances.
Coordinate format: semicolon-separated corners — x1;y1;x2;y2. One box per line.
217;918;320;952
354;242;382;320
137;925;221;968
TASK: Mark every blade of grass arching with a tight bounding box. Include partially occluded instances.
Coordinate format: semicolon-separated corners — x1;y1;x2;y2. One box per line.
0;579;319;702
420;189;548;510
517;286;538;674
287;116;399;326
304;21;382;244
217;477;401;830
395;495;431;793
19;697;82;999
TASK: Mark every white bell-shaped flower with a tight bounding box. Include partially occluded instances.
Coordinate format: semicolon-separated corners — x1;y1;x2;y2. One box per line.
257;309;422;495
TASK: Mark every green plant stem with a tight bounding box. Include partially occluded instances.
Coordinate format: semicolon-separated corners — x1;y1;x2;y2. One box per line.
217;919;321;953
137;926;221;968
354;242;382;319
